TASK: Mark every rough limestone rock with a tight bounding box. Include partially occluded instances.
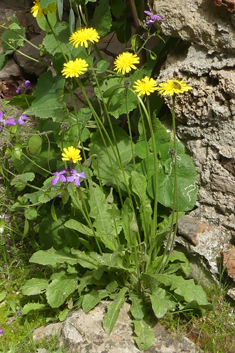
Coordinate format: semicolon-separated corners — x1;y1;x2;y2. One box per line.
148;0;235;53
33;302;202;353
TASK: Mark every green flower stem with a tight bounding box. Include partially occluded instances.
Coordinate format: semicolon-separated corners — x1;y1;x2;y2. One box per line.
44;14;67;62
137;97;159;273
158;95;179;274
125;89;136;169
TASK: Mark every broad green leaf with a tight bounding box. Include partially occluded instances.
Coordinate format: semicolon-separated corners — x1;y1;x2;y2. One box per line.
1;18;25;54
91;0;112;37
130;171;152;237
96;60;110;73
103;287;127;334
40;0;56;7
65;219;93;237
24;177;60;204
10;172;35;191
22;278;49;295
36;10;57;32
157;141;185;160
133;319;155;351
88;182;121;250
129;293;147;320
46;277;77;308
24;207;37;220
21;303;47;315
0;53;7;70
25;71;68;121
111;0;126;18
95;78;138;118
6;94;35;109
148;154;198;211
29;247;78;266
71;249;99;269
28;135;42;156
0;291;7;302
89;126;132;187
147;118;171;147
168;251;191;277
82;289;109;313
150;288;176;318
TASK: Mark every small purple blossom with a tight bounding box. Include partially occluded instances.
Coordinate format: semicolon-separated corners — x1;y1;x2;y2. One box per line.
15;87;21;95
51;169;67;185
7;317;13;324
17;115;28;126
0;329;4;335
17;310;22;316
0;111;16;132
24;80;31;88
144;10;162;26
66;168;86;186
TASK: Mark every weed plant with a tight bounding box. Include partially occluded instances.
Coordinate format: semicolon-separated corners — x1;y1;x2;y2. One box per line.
0;0;227;351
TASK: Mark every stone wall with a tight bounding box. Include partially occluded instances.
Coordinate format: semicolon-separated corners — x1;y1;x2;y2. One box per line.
149;0;235;231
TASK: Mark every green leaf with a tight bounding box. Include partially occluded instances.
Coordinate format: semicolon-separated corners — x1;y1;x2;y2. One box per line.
22;278;49;295
149;288;176;318
25;71;67;121
96;60;110;73
129;293;147;320
46;276;77;308
71;249;99;269
36;10;57;32
28;135;42;156
89;126;132;187
0;291;7;302
40;0;56;7
168;251;191;277
147;118;171;147
82;289;109;313
29;247;78;266
0;219;5;234
91;0;112;37
133;319;155;351
130;171;152;237
6;94;35;109
88;182;121;251
10;172;35;191
69;8;75;33
111;0;126;18
121;198;133;250
0;53;7;70
65;219;93;237
103;287;128;334
148;154;198;211
1;19;25;54
57;0;64;21
24;207;37;220
21;303;47;315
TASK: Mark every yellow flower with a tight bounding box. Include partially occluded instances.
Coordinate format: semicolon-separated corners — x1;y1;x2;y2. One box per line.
156;79;192;96
113;52;140;75
61;146;82;163
69;27;100;48
31;0;57;17
133;76;158;96
61;58;88;78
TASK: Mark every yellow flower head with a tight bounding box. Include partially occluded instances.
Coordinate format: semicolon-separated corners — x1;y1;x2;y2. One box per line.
61;146;82;163
133;76;157;96
31;0;56;18
61;58;88;78
69;27;100;48
113;52;140;75
156;79;192;96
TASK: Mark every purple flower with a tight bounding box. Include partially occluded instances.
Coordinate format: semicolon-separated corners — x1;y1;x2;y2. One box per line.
0;111;16;132
17;310;22;316
18;115;27;126
67;168;86;186
16;87;21;95
24;80;31;88
7;317;13;324
51;169;67;185
144;10;162;26
0;329;4;335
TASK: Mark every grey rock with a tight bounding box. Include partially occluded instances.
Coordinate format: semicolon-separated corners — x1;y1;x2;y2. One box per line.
33;302;202;353
14;33;50;76
149;0;235;53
